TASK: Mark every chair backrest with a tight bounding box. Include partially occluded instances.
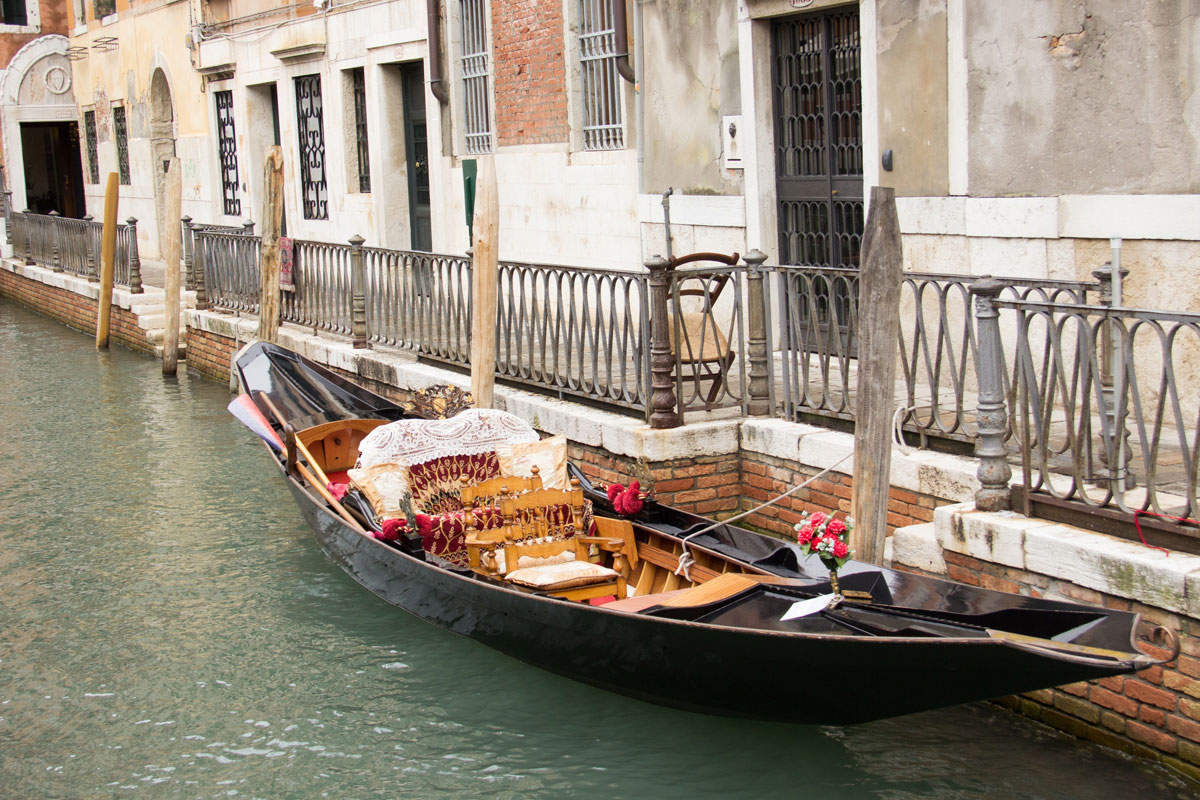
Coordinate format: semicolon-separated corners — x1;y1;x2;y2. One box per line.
459;468;543;507
502;537;589;573
498;481;585;539
669;251;739;309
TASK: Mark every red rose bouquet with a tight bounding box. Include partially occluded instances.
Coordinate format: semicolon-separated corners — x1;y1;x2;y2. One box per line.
794;511;854;595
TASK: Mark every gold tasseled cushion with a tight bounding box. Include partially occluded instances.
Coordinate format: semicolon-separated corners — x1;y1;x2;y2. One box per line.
505;560;618;591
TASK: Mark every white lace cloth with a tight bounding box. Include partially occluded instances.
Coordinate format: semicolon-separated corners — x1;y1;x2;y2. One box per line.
356;408;540;468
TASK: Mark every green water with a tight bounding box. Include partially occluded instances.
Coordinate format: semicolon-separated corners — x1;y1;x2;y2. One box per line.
0;297;1194;799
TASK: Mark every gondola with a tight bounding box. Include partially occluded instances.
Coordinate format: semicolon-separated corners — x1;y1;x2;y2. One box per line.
230;341;1174;724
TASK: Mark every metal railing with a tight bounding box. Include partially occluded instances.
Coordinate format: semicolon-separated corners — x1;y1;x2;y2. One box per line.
8;210;141;291
776;266;1097;445
364;247;472;365
975;289;1200;545
497;259;650;412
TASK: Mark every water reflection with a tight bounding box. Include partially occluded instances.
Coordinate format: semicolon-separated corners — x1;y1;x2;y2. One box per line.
0;298;1193;799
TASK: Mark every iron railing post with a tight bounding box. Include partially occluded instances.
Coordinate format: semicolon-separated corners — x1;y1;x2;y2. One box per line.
82;215;97;281
194;229;210;310
1092;261;1133;490
243;219;255;236
181;216;194;290
126;217;143;293
48;211;62;272
647;255;681;428
3;191;12;246
970;277;1012;511
349;234;369;349
23;210;34;265
744;249;771;416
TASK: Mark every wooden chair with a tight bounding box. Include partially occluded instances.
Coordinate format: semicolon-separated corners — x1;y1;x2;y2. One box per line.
459;467;543;508
500;536;626;602
667;252;740;404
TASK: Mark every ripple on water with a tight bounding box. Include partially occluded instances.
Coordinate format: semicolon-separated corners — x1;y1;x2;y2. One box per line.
0;299;1197;799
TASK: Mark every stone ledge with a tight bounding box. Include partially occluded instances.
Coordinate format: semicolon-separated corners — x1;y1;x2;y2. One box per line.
741;418;985;503
897;503;1200;617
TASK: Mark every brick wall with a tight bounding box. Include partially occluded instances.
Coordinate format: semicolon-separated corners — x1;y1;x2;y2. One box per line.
900;551;1200;782
491;0;568;146
0;269;155;355
184;327;240;383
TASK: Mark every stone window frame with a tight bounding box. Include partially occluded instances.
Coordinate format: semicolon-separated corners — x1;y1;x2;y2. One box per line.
0;0;40;34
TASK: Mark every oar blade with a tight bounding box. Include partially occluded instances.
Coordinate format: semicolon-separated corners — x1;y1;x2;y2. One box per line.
227;394;285;452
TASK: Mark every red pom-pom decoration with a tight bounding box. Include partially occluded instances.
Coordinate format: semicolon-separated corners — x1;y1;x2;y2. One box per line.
377;517;406;541
327;482;348;501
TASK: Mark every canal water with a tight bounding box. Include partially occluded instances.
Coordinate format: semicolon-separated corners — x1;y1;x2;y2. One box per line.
0;297;1195;800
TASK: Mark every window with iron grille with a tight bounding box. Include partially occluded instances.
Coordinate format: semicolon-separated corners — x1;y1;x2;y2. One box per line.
214;90;241;217
113;105;130;185
294;74;328;220
350;68;371;193
459;0;492;154
83;110;99;184
578;0;623;150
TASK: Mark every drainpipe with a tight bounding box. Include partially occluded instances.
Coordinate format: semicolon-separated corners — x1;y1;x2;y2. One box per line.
427;0;449;105
614;0;636;84
634;0;645;192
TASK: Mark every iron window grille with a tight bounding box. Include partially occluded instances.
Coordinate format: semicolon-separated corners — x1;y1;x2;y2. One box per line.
459;0;492;154
83;110;99;184
113;105;130;185
215;90;241;216
578;0;624;150
294;74;329;220
351;68;371;193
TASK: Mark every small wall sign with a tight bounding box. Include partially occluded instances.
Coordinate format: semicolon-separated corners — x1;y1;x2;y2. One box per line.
791;0;816;7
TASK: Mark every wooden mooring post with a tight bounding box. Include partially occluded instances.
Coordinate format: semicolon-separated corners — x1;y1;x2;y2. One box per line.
256;146;285;343
162;158;183;376
95;173;119;350
469;155;498;409
850;187;904;565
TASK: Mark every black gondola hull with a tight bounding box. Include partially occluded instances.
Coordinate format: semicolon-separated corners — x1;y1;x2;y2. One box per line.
281;462;1140;724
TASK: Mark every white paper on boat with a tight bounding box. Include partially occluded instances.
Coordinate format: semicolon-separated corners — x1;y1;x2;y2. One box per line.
780;594;837;621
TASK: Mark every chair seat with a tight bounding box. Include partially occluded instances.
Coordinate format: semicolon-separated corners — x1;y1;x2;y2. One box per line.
505;560;620;591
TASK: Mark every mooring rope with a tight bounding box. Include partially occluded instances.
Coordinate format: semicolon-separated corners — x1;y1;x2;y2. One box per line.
673;451;854;582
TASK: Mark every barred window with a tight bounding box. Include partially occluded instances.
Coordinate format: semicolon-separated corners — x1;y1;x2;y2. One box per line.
113;105;130;185
578;0;623;150
294;74;328;220
83;110;99;184
459;0;492;154
214;90;241;216
350;68;371;193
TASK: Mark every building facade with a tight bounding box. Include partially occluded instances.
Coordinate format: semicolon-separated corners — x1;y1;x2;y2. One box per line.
0;0;1189;312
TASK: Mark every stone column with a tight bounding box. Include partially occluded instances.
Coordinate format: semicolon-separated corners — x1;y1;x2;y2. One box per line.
647;255;681;429
349;234;370;349
744;249;771;415
970;277;1012;511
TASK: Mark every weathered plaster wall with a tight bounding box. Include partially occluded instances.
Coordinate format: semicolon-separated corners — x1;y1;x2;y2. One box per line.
0;2;71;71
966;0;1200;196
69;2;208;258
643;0;743;197
875;0;948;197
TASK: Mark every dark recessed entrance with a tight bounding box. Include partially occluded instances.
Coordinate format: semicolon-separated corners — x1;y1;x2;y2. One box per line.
20;121;86;217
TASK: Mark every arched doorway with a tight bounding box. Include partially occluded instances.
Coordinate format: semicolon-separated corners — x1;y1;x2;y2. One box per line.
149;68;177;257
0;35;85;219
